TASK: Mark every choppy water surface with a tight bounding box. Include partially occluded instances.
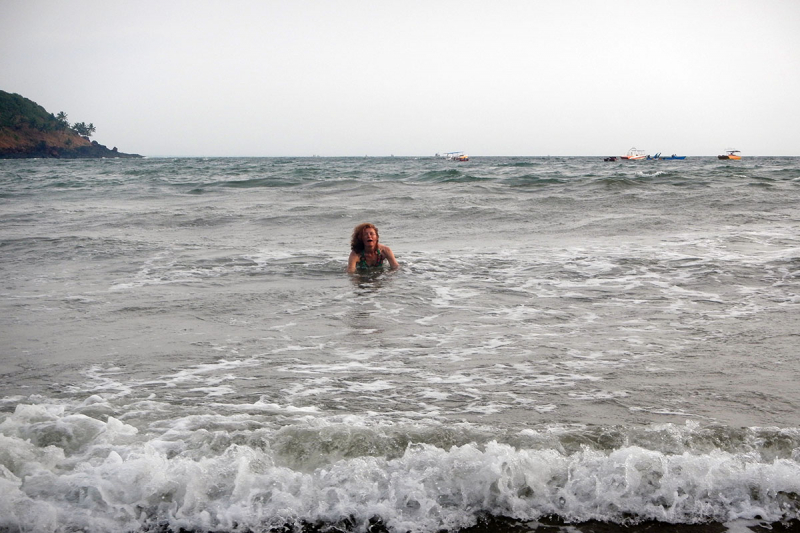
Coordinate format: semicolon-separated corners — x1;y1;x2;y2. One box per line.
1;156;799;533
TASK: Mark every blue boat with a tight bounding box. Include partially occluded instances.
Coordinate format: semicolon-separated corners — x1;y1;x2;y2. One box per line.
659;154;686;160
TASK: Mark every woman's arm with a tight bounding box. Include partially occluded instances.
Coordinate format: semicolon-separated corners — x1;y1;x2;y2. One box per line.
346;251;359;273
381;245;400;270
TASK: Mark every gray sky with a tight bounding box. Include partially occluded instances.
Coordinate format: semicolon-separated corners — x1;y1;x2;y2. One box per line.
2;0;799;157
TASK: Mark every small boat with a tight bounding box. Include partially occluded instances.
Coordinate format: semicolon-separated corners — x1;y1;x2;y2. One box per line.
658;154;686;160
603;156;617;162
442;151;469;161
646;152;662;160
718;150;741;160
621;147;647;160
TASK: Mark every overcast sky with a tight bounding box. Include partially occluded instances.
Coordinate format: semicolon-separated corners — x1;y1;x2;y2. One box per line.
2;0;799;157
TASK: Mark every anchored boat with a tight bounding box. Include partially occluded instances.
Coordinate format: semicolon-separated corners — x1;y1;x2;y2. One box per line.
440;151;469;162
621;147;647;160
718;150;741;160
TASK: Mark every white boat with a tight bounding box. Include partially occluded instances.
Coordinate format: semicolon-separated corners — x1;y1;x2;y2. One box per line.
441;151;469;162
621;147;647;160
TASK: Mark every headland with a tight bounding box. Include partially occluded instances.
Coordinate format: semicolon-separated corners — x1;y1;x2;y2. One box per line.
0;90;141;159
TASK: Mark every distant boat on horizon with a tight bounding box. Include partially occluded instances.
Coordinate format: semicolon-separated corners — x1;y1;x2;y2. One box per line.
621;147;647;160
440;151;469;161
718;150;742;160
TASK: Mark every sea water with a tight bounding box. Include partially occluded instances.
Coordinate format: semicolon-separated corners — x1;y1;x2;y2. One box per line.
1;156;799;533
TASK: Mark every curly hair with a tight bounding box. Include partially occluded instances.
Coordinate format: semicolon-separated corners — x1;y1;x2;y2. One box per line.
350;223;379;253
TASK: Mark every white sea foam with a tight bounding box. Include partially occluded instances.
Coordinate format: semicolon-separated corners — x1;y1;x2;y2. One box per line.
1;404;799;533
347;380;395;393
414;314;440;325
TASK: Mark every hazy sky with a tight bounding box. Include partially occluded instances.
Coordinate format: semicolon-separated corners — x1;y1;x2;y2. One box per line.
2;0;799;156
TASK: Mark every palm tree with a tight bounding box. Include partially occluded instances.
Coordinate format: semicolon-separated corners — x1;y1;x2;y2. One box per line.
72;122;95;138
56;111;69;130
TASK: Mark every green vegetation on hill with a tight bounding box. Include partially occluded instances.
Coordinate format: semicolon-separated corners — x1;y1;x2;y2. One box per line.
0;90;64;132
0;90;140;158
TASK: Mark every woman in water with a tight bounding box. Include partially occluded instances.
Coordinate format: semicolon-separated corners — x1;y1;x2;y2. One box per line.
347;223;399;273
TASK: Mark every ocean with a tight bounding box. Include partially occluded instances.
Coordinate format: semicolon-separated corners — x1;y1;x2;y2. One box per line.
1;156;799;533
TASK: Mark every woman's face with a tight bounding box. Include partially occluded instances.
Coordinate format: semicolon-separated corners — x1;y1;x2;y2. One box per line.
362;227;378;248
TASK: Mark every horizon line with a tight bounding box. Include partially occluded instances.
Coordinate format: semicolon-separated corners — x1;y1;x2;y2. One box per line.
138;154;798;159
